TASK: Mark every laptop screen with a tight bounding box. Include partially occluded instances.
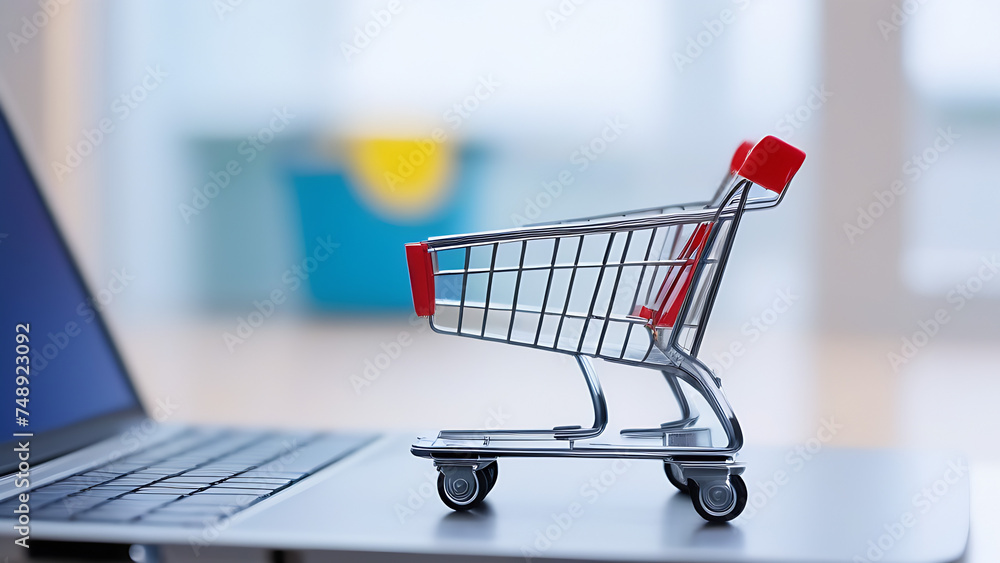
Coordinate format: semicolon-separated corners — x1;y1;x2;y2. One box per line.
0;107;141;445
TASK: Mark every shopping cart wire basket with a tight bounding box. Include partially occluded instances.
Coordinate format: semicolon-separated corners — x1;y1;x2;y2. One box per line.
404;135;805;522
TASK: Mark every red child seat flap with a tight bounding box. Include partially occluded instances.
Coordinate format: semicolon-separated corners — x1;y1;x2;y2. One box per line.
632;223;711;329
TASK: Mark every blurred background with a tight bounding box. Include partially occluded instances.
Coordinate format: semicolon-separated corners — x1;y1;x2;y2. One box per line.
0;0;998;481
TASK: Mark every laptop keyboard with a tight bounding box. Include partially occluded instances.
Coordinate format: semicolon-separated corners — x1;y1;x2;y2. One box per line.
0;428;374;526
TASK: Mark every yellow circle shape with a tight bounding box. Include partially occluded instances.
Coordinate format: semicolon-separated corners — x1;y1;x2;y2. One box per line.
348;138;455;220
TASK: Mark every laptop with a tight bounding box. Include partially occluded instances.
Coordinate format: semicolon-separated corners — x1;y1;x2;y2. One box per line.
0;86;389;551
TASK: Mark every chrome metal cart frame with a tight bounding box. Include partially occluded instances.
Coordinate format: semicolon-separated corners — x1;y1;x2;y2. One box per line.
404;136;805;521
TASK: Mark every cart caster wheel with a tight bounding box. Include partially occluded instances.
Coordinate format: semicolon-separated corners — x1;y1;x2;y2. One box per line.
664;463;689;494
688;474;746;523
482;461;499;492
437;467;490;511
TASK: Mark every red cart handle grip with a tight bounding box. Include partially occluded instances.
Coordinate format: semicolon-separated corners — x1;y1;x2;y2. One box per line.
406;242;436;317
729;141;754;175
736;136;805;194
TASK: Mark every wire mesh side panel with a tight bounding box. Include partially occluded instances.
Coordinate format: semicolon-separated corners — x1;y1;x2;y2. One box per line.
428;218;718;368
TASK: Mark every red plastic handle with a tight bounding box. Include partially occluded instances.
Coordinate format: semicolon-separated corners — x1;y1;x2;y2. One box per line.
405;242;435;317
736;136;805;194
729;141;754;175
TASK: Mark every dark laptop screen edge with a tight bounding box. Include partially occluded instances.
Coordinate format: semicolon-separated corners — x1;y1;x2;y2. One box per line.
0;91;147;475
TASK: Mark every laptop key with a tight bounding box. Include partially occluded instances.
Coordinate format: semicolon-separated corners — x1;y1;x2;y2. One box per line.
197;486;272;496
210;482;278;490
157;476;224;486
232;469;305;480
220;477;293;487
131;488;194;496
104;494;175;506
71;486;136;497
58;495;110;512
143;483;206;491
75;501;165;522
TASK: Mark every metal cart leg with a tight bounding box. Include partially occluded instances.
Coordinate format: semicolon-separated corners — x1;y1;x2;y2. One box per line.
437;354;608;442
619;370;701;439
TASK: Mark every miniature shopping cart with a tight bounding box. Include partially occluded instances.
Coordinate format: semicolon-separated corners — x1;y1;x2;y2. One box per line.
404;136;805;522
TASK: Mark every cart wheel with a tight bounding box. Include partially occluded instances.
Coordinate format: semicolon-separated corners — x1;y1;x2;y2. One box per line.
688;474;746;523
482;461;499;492
664;463;689;494
437;467;490;511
